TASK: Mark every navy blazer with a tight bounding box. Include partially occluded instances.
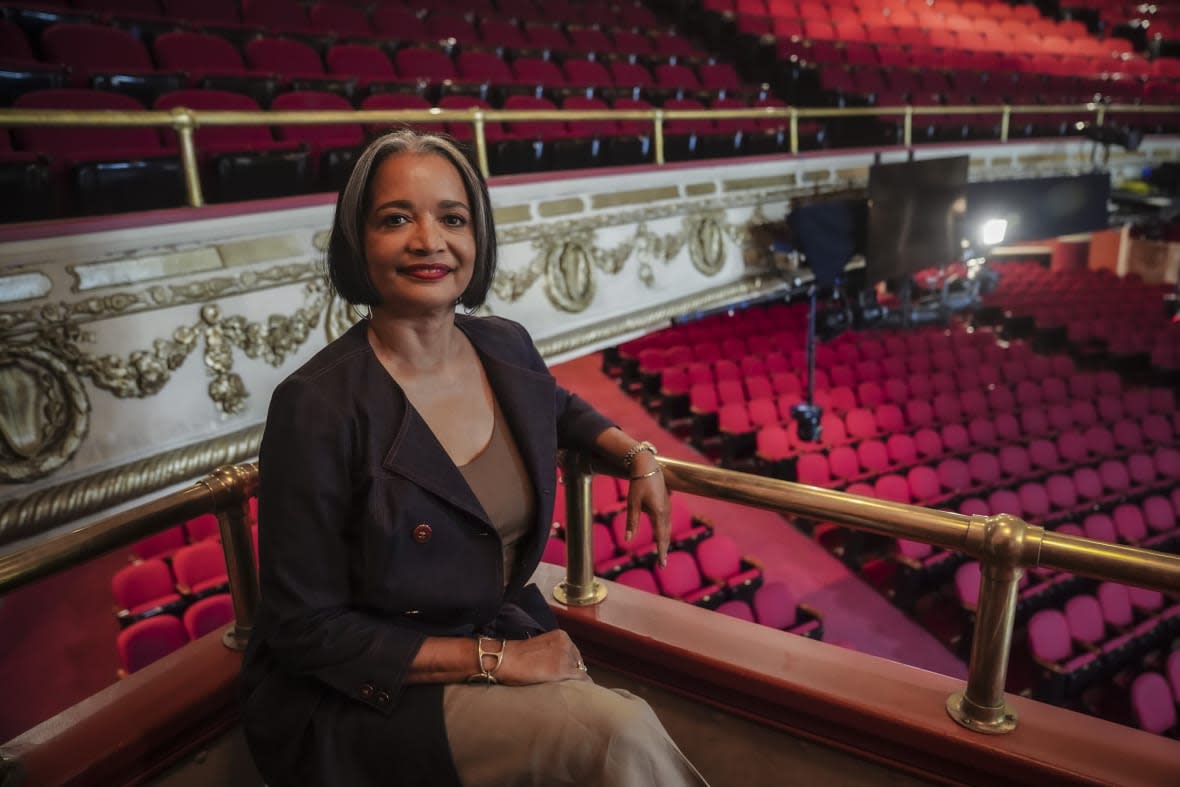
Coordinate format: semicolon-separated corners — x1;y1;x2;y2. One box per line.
240;315;613;787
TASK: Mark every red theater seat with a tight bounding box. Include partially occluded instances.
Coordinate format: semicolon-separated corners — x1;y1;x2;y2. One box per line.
182;592;235;639
154;31;279;106
40;22;184;104
13;88;185;215
116;615;190;677
111;559;185;624
155;88;312;202
270;90;364;190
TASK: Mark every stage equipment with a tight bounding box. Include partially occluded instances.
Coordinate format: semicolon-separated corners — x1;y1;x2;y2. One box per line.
1078;122;1142;168
782;193;868;444
865;155;970;286
964;173;1111;247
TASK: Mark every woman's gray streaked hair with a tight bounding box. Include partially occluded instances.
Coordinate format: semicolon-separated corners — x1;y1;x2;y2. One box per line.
327;129;497;309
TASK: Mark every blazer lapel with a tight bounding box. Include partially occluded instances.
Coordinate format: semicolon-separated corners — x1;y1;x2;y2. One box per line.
379;318;559;545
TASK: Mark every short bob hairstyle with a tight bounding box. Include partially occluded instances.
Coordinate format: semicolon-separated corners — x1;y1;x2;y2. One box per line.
326;129;497;310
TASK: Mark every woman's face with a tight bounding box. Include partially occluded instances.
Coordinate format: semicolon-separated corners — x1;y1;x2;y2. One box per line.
363;152;477;315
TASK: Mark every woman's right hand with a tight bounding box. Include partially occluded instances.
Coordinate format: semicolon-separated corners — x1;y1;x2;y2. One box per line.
495;630;591;685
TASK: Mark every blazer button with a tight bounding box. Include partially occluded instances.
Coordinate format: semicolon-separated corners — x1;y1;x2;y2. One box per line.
359;683;374;700
375;690;391;706
412;523;432;543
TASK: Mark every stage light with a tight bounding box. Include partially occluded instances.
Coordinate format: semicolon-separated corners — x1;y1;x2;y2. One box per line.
980;218;1008;246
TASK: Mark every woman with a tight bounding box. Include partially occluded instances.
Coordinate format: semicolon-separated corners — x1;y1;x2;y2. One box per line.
240;129;708;787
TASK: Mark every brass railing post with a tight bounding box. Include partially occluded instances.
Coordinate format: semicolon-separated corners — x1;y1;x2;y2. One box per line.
652;108;665;165
947;513;1041;734
789;108;799;154
903;105;913;148
553;454;607;607
472;109;490;178
1000;105;1011;143
198;463;260;651
169;107;204;207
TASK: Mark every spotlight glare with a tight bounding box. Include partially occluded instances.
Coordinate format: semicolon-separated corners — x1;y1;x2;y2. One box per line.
981;218;1008;246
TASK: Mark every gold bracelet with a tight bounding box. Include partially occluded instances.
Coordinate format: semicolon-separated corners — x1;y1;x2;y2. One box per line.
622;440;658;469
630;467;662;480
466;636;506;684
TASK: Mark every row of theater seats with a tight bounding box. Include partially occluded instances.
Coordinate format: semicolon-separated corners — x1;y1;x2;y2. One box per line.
0;0;670;46
959;556;1180;734
111;502;257;675
0;17;731;107
543;473;825;639
604;281;1180;732
0;0;665;36
983;261;1180;374
692;0;1180;118
0;83;790;221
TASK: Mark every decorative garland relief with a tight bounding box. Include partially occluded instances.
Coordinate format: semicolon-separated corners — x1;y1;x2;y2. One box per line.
0;195;779;483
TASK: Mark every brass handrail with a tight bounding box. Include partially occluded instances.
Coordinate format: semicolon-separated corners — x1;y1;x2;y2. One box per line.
557;454;1180;736
3;456;1179;736
0;101;1172;203
0;463;260;651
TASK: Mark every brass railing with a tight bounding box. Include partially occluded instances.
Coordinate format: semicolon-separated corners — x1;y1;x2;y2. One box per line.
1;102;1174;206
0;463;260;651
2;456;1178;738
555;453;1180;736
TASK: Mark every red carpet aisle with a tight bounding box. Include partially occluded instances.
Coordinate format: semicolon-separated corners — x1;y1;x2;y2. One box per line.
551;353;968;680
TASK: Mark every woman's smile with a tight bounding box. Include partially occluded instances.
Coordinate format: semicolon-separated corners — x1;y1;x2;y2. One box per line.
400;263;455;281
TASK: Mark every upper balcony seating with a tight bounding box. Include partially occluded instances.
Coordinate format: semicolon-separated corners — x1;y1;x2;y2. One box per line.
370;5;429;42
0;128;53;221
325;43;414;97
241;0;316;38
245;36;357;98
309;1;375;40
425;11;481;46
0;18;67;104
154;88;312;203
270;89;364;191
359;92;447;136
12;87;185;215
40;22;185;105
153;30;280;106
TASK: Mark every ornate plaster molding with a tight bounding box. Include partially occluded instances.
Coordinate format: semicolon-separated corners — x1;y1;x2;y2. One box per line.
535;274;787;359
0;423;263;546
493;203;780;312
0;281;327;482
0;344;90;482
0;260;322;338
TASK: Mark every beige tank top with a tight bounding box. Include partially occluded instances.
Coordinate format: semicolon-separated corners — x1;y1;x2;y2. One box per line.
458;399;535;587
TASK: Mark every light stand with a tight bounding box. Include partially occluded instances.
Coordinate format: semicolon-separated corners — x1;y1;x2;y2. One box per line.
790;284;824;444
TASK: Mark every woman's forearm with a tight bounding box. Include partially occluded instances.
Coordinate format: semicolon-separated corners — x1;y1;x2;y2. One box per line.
406;631;588;686
406;636;496;685
593;426;660;476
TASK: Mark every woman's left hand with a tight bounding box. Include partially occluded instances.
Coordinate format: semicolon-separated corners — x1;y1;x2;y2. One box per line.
625;452;671;567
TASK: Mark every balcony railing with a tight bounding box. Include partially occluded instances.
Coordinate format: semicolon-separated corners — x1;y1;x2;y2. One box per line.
2;454;1178;742
1;101;1174;207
